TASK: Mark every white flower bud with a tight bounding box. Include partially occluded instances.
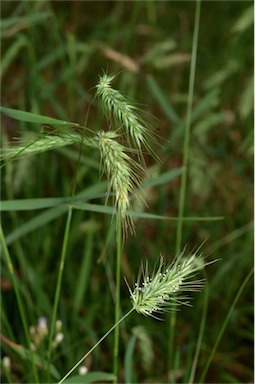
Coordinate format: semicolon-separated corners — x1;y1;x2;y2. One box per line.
55;332;64;345
79;366;88;375
37;317;48;336
3;356;11;370
56;320;62;332
29;326;36;336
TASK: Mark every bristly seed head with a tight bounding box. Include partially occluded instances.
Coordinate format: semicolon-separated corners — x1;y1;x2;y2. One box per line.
95;130;144;235
127;248;215;319
1;132;91;160
96;72;160;163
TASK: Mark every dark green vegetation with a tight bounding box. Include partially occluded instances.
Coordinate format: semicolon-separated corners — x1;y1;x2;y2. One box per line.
1;1;253;383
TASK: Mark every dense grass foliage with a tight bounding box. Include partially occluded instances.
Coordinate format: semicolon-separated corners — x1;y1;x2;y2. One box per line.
1;1;253;383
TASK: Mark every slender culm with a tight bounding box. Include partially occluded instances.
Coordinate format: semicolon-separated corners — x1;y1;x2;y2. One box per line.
96;73;160;163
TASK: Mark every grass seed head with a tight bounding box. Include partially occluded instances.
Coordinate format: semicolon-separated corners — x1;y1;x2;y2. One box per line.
1;132;89;160
96;72;160;163
95;130;144;235
128;249;213;318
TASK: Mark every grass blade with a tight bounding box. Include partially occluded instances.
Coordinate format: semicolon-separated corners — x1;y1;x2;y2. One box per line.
0;106;80;127
146;75;181;124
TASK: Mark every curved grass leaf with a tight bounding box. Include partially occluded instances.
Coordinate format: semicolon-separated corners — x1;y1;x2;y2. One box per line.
75;202;224;222
0;106;80;127
143;167;183;188
1;12;52;31
63;372;116;383
0;182;107;212
124;334;136;384
146;75;181;124
1;198;71;211
0;335;60;379
5;205;68;245
1;36;27;80
3;200;223;246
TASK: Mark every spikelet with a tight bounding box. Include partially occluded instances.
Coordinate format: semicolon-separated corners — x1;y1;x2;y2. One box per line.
95;130;144;235
96;73;160;163
127;248;215;319
0;132;90;160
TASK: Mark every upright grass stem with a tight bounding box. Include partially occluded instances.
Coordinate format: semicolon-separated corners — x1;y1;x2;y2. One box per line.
113;212;122;383
168;0;201;377
176;0;201;253
47;206;73;370
188;272;209;383
47;140;84;378
0;224;39;383
198;268;254;383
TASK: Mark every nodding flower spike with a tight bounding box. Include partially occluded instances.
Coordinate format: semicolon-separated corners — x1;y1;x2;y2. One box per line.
95;130;144;236
96;72;161;164
1;132;89;160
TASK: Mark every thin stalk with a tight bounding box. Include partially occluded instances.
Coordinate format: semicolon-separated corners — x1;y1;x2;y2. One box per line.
198;268;254;383
58;308;134;384
167;308;177;375
176;0;201;253
0;224;39;383
168;0;201;376
188;273;209;383
2;364;13;384
113;212;122;383
47;205;73;364
47;140;84;376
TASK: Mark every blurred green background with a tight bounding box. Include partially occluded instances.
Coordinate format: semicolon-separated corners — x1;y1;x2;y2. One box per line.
1;1;253;383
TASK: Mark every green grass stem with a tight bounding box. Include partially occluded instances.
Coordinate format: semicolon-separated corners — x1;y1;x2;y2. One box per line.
1;363;13;384
113;212;122;383
168;0;201;376
58;308;135;384
175;0;201;253
47;205;73;375
0;223;39;383
73;230;94;314
47;140;84;378
198;268;254;383
188;274;209;383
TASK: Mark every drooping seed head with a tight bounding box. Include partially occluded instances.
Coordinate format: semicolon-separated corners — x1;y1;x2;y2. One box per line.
96;73;160;163
95;130;144;235
0;132;90;160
